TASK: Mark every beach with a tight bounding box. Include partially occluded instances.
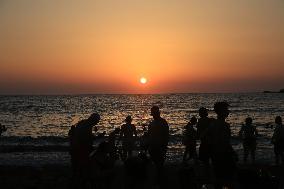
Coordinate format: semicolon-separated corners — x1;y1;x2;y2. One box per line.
0;141;283;189
0;161;283;189
0;94;284;188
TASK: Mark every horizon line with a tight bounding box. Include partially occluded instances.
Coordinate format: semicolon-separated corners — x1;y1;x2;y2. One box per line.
0;91;268;96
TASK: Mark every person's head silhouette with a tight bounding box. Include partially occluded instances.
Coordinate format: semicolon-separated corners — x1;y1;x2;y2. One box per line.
199;107;208;118
151;106;160;119
245;117;253;126
87;113;100;126
275;116;282;125
214;102;230;120
125;115;132;124
190;116;197;125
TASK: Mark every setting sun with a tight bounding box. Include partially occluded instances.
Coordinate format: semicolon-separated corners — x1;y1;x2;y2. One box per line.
140;77;147;84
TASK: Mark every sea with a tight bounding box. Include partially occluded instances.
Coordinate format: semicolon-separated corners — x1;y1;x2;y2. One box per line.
0;93;283;166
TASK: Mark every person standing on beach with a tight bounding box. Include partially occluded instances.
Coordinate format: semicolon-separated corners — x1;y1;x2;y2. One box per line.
196;107;211;165
148;106;169;187
207;102;237;189
239;117;258;163
0;124;7;137
272;116;284;165
182;116;197;162
120;116;137;160
68;113;101;188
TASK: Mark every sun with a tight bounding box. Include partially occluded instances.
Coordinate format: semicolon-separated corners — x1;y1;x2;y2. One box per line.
140;77;147;84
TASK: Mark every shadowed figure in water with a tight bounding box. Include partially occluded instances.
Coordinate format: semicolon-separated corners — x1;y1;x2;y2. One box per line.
0;123;7;137
272;116;284;165
120;116;137;160
182;116;197;162
148;106;169;187
68;113;101;188
239;117;258;163
196;107;211;165
207;102;238;189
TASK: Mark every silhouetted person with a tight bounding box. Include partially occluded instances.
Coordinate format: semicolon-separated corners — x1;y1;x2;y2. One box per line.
148;106;169;187
0;124;7;137
140;124;149;153
68;124;76;172
239;117;258;163
108;128;120;160
68;113;100;188
207;102;237;189
196;107;211;165
272;116;284;165
182;116;197;162
120;116;137;160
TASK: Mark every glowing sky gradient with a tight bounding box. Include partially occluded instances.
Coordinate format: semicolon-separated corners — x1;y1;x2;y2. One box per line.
0;0;283;94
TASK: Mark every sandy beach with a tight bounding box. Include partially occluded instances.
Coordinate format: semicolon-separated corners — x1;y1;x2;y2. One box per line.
0;161;283;189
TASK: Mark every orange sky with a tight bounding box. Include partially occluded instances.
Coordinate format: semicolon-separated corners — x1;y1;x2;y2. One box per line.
0;0;283;94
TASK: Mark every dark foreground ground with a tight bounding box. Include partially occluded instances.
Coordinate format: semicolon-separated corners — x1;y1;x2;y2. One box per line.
0;163;284;189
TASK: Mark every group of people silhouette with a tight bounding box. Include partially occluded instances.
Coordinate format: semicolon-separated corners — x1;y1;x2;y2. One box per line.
68;102;284;189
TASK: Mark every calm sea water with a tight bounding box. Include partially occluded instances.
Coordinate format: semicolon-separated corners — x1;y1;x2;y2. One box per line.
0;93;283;165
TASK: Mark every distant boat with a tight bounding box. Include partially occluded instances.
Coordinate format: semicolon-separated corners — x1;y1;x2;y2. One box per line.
263;89;284;93
263;91;273;93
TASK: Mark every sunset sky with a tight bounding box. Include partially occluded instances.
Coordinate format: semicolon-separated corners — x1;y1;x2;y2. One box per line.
0;0;283;94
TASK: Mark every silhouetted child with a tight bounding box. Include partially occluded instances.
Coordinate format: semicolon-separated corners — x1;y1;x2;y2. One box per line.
108;128;120;160
0;124;7;134
120;116;137;160
0;124;7;136
239;117;258;163
68;125;76;178
196;107;211;164
272;116;284;165
183;116;197;162
140;124;149;154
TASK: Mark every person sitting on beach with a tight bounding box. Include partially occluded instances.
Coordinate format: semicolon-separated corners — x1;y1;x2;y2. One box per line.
182;116;197;162
148;106;169;187
0;123;7;137
124;152;155;189
68;113;101;187
207;102;238;189
272;116;284;165
196;107;211;165
239;117;258;163
120;116;137;160
90;141;115;189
